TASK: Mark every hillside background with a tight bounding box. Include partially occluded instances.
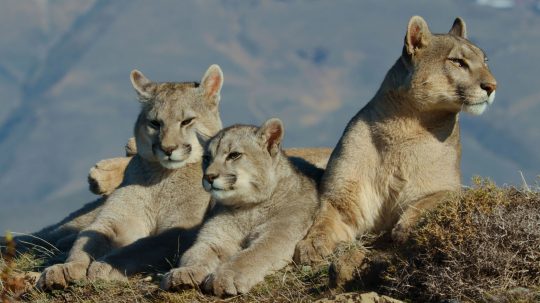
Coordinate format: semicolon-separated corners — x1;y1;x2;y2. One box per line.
0;0;539;233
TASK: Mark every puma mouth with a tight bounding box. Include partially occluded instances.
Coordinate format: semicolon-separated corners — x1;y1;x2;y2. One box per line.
464;100;488;107
208;186;237;202
203;179;233;193
159;158;188;169
463;100;488;115
211;185;234;192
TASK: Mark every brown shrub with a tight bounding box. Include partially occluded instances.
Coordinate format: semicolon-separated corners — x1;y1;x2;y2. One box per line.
367;178;540;302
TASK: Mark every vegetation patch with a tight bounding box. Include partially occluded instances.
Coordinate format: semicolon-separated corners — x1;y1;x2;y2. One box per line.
358;178;540;302
2;178;539;302
1;248;331;302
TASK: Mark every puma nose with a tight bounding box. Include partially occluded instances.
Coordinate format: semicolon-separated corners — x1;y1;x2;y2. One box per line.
161;145;177;156
204;173;219;184
481;82;497;96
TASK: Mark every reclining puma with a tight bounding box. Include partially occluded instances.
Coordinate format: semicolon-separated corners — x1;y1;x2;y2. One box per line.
295;16;497;263
37;65;331;289
37;65;226;289
161;119;321;297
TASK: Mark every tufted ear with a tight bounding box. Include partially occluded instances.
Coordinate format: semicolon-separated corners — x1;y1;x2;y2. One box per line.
130;70;154;101
448;17;467;38
200;64;224;107
257;118;284;157
405;16;431;56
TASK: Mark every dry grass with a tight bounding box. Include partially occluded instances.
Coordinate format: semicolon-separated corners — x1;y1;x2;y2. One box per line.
357;178;540;302
1;251;331;303
3;178;539;302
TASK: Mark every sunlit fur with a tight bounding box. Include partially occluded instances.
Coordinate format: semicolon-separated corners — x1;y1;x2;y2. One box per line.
295;16;498;264
202;125;277;206
161;120;322;297
134;76;222;169
37;65;225;290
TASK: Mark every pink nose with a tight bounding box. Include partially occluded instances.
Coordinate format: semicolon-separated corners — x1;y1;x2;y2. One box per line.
161;145;177;156
204;174;218;184
480;82;497;96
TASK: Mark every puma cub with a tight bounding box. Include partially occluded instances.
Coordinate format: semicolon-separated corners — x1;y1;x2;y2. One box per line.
295;16;497;263
161;119;321;297
38;64;225;289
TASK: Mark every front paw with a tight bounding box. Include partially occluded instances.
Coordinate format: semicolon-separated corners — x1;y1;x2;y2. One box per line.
294;234;336;265
125;137;137;156
87;261;127;282
160;266;208;291
38;262;87;290
203;269;250;297
88;158;126;195
328;245;366;289
391;222;411;245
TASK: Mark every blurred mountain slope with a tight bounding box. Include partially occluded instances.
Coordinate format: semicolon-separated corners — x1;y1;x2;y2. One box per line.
0;0;538;232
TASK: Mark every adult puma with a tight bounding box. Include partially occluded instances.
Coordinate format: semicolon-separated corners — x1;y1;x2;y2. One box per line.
295;16;497;264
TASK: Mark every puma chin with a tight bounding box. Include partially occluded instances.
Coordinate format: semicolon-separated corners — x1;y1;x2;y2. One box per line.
462;91;495;115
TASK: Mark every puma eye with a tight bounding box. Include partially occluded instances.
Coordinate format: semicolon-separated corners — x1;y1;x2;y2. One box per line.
181;117;195;127
148;120;160;130
449;58;468;69
227;152;242;161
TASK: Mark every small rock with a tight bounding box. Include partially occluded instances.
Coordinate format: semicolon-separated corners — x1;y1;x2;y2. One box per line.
315;291;404;303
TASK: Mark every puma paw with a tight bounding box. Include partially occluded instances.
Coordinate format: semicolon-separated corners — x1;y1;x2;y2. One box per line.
391;222;411;245
87;261;127;282
294;234;336;265
161;266;208;291
88;157;128;195
124;137;137;156
37;262;87;290
203;268;251;297
328;245;366;288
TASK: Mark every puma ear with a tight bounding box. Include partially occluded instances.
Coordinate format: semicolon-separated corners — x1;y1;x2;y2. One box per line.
449;17;467;39
130;70;154;101
200;64;224;107
195;130;212;149
405;16;431;56
257;118;284;157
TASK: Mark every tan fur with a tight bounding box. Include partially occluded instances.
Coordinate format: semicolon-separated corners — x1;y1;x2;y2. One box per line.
295;16;497;263
38;65;225;290
88;139;136;196
160;120;321;297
